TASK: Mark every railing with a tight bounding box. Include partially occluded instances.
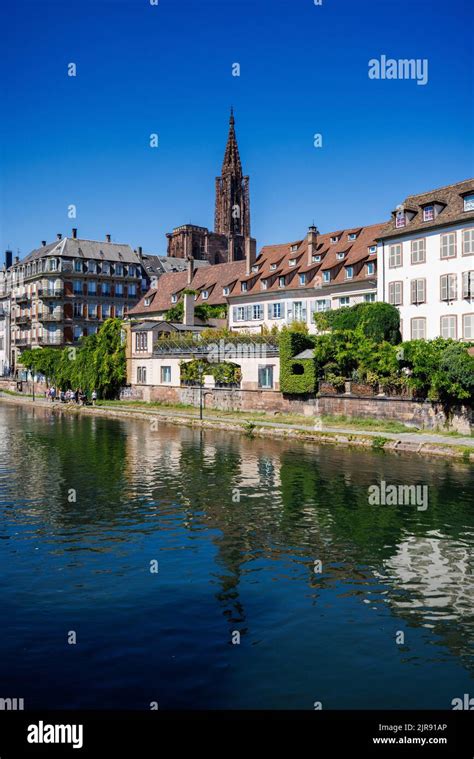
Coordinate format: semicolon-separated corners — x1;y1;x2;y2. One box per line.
38;336;63;345
153;335;279;356
14;293;30;303
15;315;31;325
38;289;63;298
14;338;30;345
39;313;61;322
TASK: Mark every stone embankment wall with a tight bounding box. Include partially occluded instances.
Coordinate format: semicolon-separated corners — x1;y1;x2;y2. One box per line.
124;382;472;434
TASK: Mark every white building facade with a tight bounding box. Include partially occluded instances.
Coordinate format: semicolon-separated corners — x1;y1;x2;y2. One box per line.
378;180;474;341
228;223;382;334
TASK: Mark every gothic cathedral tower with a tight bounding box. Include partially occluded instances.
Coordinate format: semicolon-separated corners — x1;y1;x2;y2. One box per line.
214;109;251;238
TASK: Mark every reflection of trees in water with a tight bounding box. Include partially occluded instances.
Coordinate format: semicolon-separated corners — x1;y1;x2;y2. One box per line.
1;405;128;532
4;406;473;663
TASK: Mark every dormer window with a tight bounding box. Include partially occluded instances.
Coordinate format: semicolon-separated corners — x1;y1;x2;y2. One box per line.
223;286;230;296
290;244;298;252
251;265;259;273
395;210;406;228
348;233;357;240
369;245;377;254
261;279;268;290
299;273;306;285
345;266;353;279
336;252;345;260
144;297;151;306
312;254;321;262
171;294;178;304
278;276;285;287
201;290;209;300
367;262;375;275
330;236;339;244
423;205;434;221
289;258;296;266
270;263;277;270
241;282;248;292
323;271;330;283
464;194;474;212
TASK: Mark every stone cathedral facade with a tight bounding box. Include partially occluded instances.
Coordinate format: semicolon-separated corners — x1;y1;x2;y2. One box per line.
166;110;256;266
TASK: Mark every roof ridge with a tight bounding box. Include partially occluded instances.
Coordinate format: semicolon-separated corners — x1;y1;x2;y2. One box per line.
404;178;474;200
65;237;133;246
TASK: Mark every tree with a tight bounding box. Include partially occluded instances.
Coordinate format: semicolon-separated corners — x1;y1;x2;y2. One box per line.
18;319;126;399
314;302;401;344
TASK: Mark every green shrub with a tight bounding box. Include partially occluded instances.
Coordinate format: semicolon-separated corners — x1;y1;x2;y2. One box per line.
180;359;241;385
315;302;401;344
279;328;317;394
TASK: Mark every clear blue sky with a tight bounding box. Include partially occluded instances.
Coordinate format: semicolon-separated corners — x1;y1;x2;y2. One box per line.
1;0;473;263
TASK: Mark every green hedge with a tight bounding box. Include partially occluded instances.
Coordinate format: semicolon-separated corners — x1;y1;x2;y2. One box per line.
315;302;401;345
279;329;317;394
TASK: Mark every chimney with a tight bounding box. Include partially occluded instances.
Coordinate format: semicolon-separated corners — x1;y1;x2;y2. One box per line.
41;240;47;247
307;224;319;265
183;292;195;327
137;246;143;257
14;255;20;264
57;233;62;240
245;236;256;276
187;256;194;285
72;228;77;239
5;250;12;269
106;234;111;243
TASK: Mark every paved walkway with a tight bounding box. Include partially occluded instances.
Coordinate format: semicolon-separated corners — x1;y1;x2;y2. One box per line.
1;393;473;449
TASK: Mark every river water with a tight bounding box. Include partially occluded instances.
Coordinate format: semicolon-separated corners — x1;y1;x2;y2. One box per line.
0;402;473;709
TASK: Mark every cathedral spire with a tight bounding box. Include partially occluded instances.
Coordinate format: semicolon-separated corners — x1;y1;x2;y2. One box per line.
215;109;250;238
221;106;242;175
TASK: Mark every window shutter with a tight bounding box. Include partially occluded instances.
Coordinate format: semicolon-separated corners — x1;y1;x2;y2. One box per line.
441;275;447;301
411;280;417;304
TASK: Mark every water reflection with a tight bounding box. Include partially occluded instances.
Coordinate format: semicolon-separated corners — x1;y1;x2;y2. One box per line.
0;402;473;708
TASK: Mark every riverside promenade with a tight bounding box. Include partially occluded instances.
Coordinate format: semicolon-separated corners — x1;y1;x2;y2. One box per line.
1;392;473;461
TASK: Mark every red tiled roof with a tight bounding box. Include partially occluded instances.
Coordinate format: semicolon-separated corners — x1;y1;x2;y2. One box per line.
128;260;246;315
228;222;384;296
378;179;474;239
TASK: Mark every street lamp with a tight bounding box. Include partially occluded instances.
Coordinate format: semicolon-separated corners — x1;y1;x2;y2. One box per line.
191;352;204;420
198;360;204;420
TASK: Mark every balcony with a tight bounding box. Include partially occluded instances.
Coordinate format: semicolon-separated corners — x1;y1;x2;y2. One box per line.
16;315;31;325
14;293;30;304
38;288;63;299
39;313;62;322
38;335;63;346
14;337;30;346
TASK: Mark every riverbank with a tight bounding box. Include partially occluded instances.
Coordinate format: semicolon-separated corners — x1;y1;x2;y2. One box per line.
1;391;473;461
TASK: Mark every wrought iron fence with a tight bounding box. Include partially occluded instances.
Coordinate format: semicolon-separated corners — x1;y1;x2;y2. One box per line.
153;334;279;356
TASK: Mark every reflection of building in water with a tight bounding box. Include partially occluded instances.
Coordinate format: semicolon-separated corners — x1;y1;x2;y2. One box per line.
378;534;474;622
